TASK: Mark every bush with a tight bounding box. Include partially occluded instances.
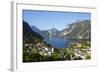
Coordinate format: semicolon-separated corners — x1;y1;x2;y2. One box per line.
84;54;91;60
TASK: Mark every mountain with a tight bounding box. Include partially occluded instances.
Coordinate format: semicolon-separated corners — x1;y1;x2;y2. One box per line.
42;28;60;38
30;25;48;38
59;20;91;39
23;21;43;44
42;20;91;40
23;20;91;43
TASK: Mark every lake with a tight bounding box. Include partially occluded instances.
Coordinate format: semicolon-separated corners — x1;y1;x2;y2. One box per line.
44;38;71;48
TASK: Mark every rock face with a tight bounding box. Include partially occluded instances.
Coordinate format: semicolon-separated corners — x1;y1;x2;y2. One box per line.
60;20;91;39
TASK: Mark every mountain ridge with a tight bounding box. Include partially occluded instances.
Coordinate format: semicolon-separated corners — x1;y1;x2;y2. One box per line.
23;21;43;44
42;20;91;39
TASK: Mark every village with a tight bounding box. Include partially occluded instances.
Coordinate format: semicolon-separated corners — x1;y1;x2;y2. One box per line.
23;40;91;62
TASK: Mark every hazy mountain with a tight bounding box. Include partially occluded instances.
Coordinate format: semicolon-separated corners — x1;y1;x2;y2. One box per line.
42;28;60;38
30;25;48;38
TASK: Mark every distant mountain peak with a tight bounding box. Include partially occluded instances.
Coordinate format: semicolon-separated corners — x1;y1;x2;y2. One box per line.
30;25;48;38
50;28;59;32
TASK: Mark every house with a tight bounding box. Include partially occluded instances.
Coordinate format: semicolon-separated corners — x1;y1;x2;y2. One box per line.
39;48;54;56
24;43;33;49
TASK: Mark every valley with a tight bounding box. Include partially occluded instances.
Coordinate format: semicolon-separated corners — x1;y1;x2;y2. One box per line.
23;20;91;62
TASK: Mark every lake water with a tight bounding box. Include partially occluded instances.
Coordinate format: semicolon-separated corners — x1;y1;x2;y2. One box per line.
44;38;71;48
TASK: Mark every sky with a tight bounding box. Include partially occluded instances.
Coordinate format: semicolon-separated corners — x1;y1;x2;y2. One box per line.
23;10;91;31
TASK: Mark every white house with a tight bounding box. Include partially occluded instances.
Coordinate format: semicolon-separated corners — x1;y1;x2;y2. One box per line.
39;48;54;56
